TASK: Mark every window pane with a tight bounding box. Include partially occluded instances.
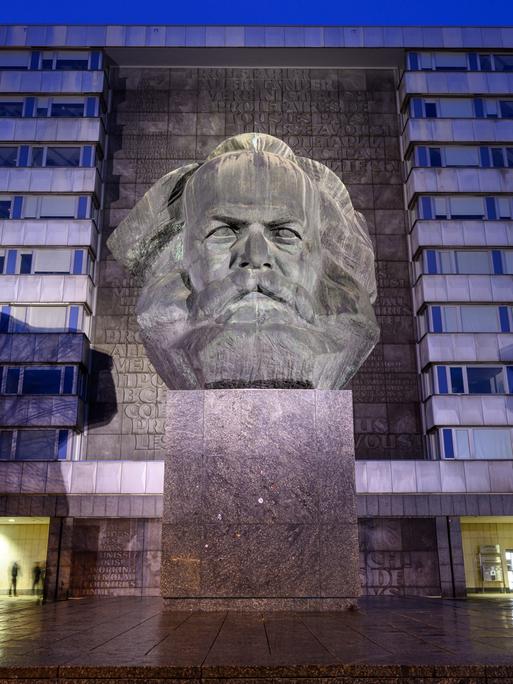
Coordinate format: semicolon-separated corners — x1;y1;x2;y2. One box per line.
22;368;61;394
33;250;70;274
450;197;485;219
0;431;13;459
450;367;465;393
19;253;32;274
31;147;44;166
0;52;29;69
500;101;513;118
467;367;504;394
50;102;84;117
455;251;490;274
434;53;468;70
21;196;37;218
474;429;512;459
39;196;75;218
439;99;474;117
442;306;459;332
425;102;437;117
45;147;80;167
503;252;513;275
507;148;513;168
491;148;506;167
27;307;67;332
461;306;499;332
55;58;88;70
15;430;56;460
495;55;513;72
5;368;20;393
445;146;480;166
0;200;11;219
429;148;442;166
0;102;23;117
454;430;471;458
0;147;18;167
479;54;493;70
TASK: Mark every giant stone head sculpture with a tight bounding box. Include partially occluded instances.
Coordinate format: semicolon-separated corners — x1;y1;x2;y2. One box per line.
107;133;379;389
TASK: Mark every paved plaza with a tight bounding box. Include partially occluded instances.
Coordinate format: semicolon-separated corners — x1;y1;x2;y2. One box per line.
1;597;513;681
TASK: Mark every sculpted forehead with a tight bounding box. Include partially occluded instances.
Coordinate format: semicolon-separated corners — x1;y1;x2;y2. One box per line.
183;151;316;224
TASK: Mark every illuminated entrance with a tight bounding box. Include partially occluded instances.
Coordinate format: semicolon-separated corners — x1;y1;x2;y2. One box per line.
460;516;513;594
0;517;50;597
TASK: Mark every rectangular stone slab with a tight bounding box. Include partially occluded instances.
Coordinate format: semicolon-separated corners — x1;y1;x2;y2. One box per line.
161;389;360;610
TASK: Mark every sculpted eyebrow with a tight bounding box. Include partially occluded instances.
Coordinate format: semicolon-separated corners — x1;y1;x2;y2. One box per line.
210;214;249;227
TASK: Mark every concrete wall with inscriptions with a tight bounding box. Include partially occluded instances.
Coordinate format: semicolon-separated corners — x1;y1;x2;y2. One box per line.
64;517;440;597
360;518;440;596
69;518;160;596
87;66;422;461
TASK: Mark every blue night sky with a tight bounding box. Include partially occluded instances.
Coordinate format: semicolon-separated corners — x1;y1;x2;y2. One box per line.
1;0;513;26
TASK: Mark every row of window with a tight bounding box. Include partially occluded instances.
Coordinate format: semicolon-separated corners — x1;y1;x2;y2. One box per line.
0;195;96;221
0;304;90;335
0;249;94;277
415;196;513;221
420;305;513;335
0;428;77;461
433;427;513;461
407;52;513;73
0;145;98;169
427;365;513;396
0;96;99;118
408;97;513;120
411;145;513;170
0;365;84;397
419;249;513;277
0;50;102;72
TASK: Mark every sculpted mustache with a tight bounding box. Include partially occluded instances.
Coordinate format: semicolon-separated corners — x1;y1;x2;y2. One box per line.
190;271;316;324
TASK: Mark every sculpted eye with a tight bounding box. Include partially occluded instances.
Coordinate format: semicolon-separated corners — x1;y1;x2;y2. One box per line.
271;226;302;242
205;225;238;242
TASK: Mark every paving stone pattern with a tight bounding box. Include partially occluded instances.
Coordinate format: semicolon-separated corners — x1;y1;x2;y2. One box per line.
2;596;513;681
88;67;422;462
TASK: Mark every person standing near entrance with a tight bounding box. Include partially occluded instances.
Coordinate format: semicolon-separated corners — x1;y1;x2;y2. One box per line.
9;561;20;596
32;563;42;595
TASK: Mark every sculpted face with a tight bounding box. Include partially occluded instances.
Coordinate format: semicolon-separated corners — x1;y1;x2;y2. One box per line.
107;133;380;390
182;152;321;327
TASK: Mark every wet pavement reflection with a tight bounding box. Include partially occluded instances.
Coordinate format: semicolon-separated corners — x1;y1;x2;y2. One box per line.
1;595;513;677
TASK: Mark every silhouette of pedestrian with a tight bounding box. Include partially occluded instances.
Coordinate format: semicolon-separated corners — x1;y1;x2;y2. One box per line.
32;562;42;595
9;562;20;597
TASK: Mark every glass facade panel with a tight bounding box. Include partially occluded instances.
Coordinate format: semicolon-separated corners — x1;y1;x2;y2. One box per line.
467;367;504;394
50;102;84;117
15;430;56;460
33;250;70;274
474;429;512;458
0;431;13;459
0;102;23;117
39;196;76;218
454;430;471;458
445;146;480;166
438;99;474;117
494;55;513;71
460;306;499;332
22;368;61;394
450;197;485;219
455;251;490;274
45;147;81;167
0;147;18;167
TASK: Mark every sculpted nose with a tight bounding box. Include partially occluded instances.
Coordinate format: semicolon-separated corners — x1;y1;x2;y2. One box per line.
239;230;272;270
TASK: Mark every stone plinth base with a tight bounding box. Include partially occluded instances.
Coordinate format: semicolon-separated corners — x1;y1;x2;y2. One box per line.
161;389;360;610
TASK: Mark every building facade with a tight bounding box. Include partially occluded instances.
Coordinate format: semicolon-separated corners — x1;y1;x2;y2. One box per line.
1;24;513;598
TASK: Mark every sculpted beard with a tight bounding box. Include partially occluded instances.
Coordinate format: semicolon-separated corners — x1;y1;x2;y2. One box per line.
188;267;317;326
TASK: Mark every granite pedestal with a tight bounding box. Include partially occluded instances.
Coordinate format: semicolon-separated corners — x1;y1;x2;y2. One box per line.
161;389;360;610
